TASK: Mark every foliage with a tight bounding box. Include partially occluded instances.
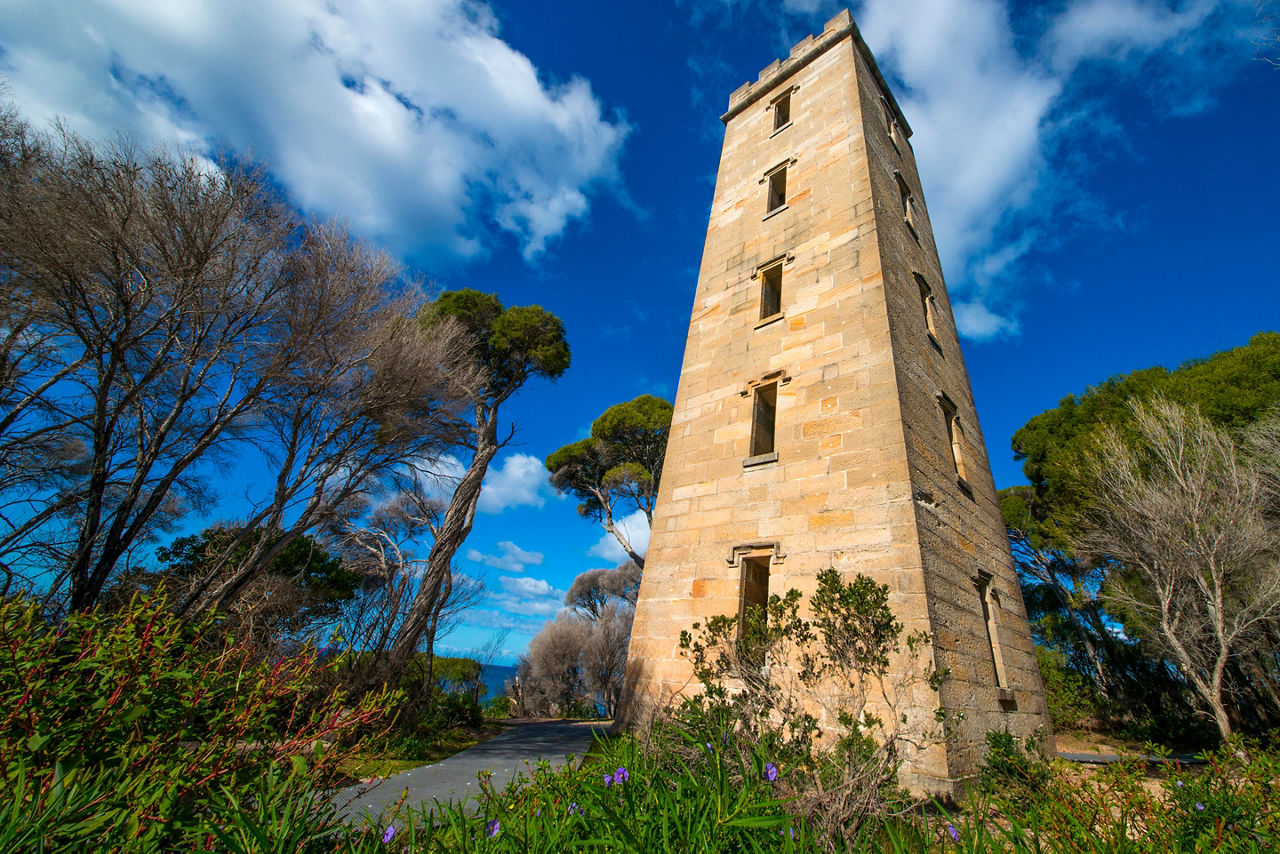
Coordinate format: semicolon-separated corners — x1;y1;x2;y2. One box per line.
111;525;362;654
371;727;808;853
421;288;570;403
1008;331;1280;547
676;568;939;849
155;526;357;614
0;591;392;849
484;694;512;720
977;730;1053;807
1034;647;1102;732
949;737;1280;853
430;655;484;699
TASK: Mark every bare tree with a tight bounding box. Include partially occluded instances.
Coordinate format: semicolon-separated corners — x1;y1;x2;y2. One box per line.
514;561;638;717
1074;397;1280;740
1260;0;1279;67
333;489;485;681
174;231;478;622
0;121;295;610
521;613;593;717
582;600;633;717
565;560;642;619
0;109;478;614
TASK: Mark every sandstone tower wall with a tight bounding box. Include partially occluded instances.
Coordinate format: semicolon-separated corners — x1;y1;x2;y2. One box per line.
619;9;1050;792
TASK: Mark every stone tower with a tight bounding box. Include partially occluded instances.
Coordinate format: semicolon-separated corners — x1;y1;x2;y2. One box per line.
618;10;1051;793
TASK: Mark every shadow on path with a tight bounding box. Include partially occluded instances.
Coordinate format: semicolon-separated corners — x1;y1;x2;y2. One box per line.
340;719;609;824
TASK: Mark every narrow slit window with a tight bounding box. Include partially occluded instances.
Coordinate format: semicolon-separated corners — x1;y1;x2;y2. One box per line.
751;382;778;457
739;556;771;631
915;273;938;338
940;395;968;482
772;90;792;130
977;576;1009;689
895;173;916;235
881;95;897;145
759;263;783;319
767;168;787;214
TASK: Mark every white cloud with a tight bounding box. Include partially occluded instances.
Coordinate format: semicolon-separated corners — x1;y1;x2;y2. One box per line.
448;607;550;639
478;453;550;514
466;540;544;573
856;0;1258;338
0;0;628;263
953;301;1019;340
484;574;567;618
416;452;550;513
588;509;651;562
1045;0;1216;72
683;0;1259;340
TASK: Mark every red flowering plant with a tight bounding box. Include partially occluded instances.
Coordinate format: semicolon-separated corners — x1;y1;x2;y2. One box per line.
0;591;394;849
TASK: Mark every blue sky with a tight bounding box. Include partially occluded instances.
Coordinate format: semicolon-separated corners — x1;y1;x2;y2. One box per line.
3;0;1277;663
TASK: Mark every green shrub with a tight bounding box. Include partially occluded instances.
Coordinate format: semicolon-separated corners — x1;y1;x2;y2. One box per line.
417;690;483;731
947;737;1280;852
1035;646;1101;731
977;729;1053;808
485;694;512;720
672;569;939;849
0;592;392;850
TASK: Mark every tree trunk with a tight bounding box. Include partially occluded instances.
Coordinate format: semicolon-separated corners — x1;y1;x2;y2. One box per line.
382;406;500;689
601;504;645;569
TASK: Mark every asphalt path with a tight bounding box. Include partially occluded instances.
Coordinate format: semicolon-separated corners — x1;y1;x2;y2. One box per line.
339;719;608;824
1058;751;1203;765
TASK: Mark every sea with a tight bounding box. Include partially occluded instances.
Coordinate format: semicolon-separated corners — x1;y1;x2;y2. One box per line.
479;663;518;702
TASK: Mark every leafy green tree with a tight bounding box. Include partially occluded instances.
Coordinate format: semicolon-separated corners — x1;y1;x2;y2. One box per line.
1004;334;1280;737
383;289;569;683
1009;332;1280;545
105;526;360;655
143;526;358;644
546;395;672;568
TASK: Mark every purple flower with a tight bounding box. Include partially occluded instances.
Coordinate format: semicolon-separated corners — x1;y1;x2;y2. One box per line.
1196;802;1205;811
765;762;778;782
382;825;397;844
486;819;501;838
947;823;959;842
705;742;713;752
568;802;581;815
613;766;630;785
604;773;614;787
1176;780;1184;788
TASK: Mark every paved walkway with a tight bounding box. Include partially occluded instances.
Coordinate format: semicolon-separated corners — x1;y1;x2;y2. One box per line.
1059;750;1203;765
339;719;608;823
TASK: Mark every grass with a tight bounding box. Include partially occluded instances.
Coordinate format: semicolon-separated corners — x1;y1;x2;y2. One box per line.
340;722;509;782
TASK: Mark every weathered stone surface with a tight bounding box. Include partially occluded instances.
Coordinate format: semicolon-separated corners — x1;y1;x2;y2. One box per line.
617;9;1051;795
